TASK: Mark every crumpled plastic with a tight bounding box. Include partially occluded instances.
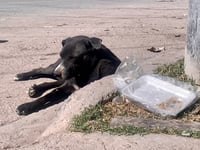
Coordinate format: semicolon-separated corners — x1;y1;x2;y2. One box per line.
113;57;198;117
113;56;143;90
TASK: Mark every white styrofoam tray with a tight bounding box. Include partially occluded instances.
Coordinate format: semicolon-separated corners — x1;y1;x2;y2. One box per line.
121;75;197;116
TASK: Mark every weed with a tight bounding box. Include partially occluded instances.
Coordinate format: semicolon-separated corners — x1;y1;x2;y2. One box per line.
154;59;195;85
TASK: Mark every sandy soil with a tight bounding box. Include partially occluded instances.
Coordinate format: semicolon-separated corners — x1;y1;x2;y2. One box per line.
0;0;200;149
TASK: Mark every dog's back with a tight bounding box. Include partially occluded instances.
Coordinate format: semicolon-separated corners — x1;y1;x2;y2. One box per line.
71;43;121;87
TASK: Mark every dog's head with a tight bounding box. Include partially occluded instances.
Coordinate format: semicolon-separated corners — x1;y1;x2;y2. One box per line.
59;36;102;79
60;35;102;61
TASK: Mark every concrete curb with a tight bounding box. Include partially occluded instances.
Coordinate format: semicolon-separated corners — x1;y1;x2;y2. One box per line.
41;76;116;137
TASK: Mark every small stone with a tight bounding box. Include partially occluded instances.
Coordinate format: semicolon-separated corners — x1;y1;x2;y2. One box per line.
175;34;181;37
6;95;12;98
112;96;124;103
181;130;192;137
147;47;165;53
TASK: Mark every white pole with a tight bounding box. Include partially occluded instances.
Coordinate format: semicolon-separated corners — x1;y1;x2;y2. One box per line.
185;0;200;84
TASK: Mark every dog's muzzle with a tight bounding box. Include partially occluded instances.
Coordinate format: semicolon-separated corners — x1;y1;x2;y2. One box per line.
54;62;65;77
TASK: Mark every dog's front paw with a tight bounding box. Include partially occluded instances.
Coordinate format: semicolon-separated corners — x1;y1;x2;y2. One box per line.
28;85;44;98
14;73;29;81
14;73;23;81
16;102;35;115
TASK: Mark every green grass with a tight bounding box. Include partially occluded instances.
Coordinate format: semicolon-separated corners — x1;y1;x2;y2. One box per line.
154;59;195;85
70;102;200;138
70;102;150;134
70;59;200;138
70;103;109;133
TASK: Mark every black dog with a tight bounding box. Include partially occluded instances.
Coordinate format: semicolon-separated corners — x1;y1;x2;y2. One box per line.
15;35;121;115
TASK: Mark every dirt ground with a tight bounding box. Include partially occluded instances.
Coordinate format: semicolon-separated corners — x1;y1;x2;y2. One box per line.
0;0;200;149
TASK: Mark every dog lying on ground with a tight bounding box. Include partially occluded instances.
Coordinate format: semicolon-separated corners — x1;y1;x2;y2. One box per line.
15;35;121;115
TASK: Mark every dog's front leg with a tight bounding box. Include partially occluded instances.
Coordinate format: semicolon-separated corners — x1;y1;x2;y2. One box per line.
15;59;62;81
28;79;65;98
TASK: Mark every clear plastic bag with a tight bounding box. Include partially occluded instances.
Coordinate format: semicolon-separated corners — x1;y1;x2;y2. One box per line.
113;56;143;90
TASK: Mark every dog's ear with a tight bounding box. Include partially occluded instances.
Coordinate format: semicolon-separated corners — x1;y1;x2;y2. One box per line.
62;39;67;47
89;37;102;49
62;37;72;47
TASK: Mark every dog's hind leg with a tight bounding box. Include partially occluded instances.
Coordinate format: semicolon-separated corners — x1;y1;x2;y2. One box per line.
16;90;69;115
16;85;75;115
28;79;65;98
14;59;62;81
16;80;77;115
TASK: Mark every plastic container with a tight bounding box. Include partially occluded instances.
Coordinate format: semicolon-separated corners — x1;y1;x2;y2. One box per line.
121;75;197;117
